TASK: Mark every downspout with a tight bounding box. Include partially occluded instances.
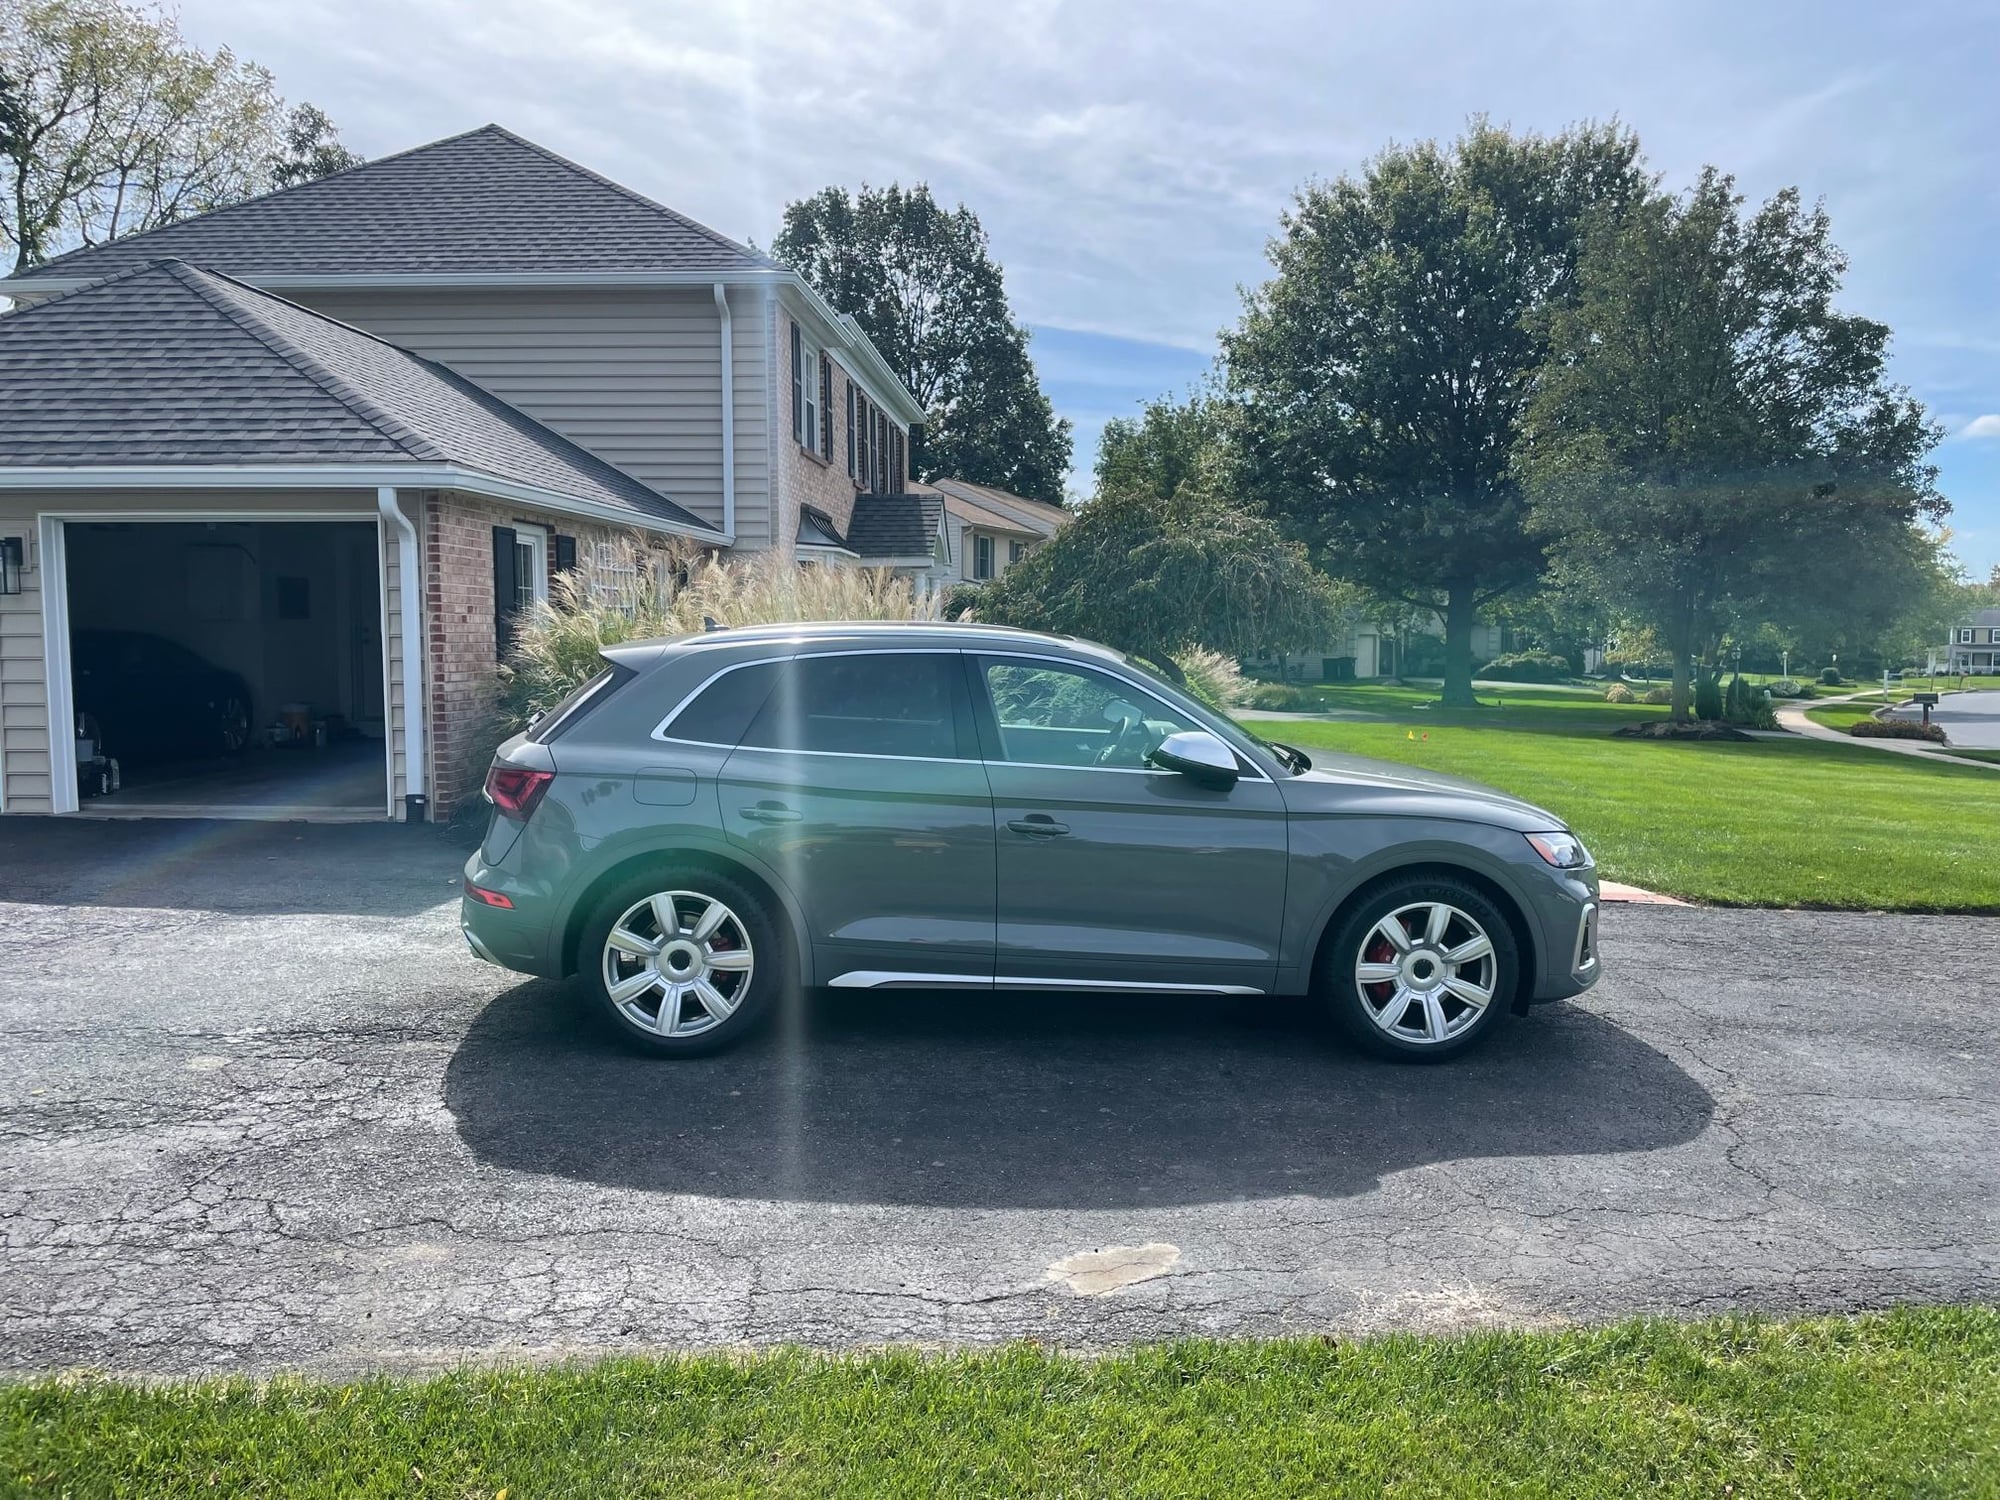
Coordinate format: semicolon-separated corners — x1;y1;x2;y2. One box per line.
713;283;736;544
377;486;427;822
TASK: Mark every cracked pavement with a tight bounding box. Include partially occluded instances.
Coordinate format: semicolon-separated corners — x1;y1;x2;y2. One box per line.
1;818;1995;1376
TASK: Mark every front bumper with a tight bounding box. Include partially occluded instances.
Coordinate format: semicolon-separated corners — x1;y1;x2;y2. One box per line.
1524;870;1601;1004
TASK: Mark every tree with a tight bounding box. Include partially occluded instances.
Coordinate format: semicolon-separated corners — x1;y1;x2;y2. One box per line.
1;0;353;273
269;101;360;189
1518;169;1945;719
772;183;1072;503
1094;390;1230;502
971;481;1340;675
1225;120;1648;706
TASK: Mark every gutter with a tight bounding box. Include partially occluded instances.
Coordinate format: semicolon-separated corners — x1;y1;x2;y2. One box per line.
376;487;428;822
713;284;735;543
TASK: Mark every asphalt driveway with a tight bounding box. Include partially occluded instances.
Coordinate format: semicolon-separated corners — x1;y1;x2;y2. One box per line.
1;819;1994;1376
1893;688;2000;748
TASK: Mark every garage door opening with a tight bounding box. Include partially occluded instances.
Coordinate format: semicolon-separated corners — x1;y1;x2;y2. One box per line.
62;520;389;819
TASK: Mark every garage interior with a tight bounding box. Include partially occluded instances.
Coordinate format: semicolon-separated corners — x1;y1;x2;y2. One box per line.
63;520;389;818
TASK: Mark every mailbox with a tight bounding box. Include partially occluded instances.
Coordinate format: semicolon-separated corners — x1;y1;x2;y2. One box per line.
1911;693;1939;706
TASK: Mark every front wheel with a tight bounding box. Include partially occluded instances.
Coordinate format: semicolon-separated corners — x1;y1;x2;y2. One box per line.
1319;874;1519;1061
580;868;787;1056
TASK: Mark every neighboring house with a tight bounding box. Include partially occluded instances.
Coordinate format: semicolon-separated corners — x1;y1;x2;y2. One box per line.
0;124;929;822
1947;607;2000;674
1263;618;1510;682
921;478;1070;586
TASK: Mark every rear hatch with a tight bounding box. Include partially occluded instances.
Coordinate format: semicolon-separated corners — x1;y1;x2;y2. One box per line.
478;662;633;862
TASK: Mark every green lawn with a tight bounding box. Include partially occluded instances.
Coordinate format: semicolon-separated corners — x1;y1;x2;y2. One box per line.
4;1310;1993;1498
1804;700;1884;732
1240;682;2000;911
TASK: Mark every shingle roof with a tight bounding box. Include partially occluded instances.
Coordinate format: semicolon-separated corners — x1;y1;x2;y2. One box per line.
5;125;773;286
842;493;943;559
0;258;709;531
797;506;850;551
924;477;1070;536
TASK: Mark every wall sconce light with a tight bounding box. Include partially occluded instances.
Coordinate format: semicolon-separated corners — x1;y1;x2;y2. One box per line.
0;537;23;596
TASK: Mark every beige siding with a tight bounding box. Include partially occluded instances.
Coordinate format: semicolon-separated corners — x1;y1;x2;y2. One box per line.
0;488;400;817
296;288;771;546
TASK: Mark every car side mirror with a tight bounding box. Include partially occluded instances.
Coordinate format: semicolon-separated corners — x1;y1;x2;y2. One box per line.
1147;729;1240;788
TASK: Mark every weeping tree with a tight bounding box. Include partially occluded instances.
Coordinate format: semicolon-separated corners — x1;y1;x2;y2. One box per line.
1518;169;1944;719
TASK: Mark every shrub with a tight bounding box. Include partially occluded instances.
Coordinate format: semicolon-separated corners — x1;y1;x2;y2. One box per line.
1767;679;1808;699
1174;647;1249;709
1641;686;1673;705
1694;673;1724;721
1818;666;1844;686
1851;718;1946;742
1602;682;1635;704
1243;682;1311;711
504;539;939;731
1473;651;1573;684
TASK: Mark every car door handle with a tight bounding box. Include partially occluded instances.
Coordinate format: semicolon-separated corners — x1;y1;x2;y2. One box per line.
1008;815;1070;836
739;803;802;823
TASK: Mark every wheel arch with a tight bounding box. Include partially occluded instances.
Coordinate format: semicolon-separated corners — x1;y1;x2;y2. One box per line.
557;839;814;986
1305;858;1540;1015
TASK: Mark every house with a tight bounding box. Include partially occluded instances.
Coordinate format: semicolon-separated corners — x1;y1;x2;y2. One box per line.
1947;607;2000;674
921;478;1070;585
0;124;933;822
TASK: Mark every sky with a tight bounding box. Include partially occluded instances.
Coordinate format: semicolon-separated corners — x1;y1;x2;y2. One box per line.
170;0;2000;575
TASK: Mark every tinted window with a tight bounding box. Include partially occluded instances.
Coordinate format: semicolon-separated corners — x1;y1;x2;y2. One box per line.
528;664;632;744
979;657;1197;768
668;661;780;745
739;653;963;758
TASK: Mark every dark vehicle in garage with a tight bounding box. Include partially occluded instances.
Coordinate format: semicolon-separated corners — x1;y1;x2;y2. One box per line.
70;629;253;765
461;624;1601;1061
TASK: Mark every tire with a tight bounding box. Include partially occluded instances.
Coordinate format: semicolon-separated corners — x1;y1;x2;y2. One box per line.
580;866;788;1057
218;694;251;755
1317;873;1519;1061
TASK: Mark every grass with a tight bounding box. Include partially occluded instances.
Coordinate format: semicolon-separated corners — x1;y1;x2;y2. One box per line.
3;1309;1994;1498
1241;682;2000;911
1804;700;1884;732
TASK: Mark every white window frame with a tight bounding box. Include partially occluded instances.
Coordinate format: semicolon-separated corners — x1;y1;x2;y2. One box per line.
513;526;548;612
973;534;994;580
792;323;820;454
1961;628;1974;644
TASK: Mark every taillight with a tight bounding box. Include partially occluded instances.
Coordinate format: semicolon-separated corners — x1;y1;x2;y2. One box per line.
463;877;514;909
485;764;555;822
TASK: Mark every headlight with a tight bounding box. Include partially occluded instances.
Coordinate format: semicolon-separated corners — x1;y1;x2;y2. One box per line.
1525;831;1591;869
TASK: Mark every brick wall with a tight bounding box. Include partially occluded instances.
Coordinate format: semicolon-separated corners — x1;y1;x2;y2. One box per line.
421;490;624;819
776;314;911;549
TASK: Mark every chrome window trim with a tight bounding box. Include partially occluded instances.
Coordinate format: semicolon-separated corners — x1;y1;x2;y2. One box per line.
650;644;1275;782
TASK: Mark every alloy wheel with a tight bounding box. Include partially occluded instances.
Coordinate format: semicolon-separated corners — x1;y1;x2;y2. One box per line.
1354;900;1497;1046
601;890;755;1038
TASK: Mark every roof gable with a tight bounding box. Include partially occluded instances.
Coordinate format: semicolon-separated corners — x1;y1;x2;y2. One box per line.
7;125;773;286
0;258;709;532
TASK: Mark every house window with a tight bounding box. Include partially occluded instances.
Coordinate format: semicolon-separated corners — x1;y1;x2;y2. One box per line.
1961;629;1975;644
846;382;858;478
492;525;548;660
973;535;994;580
791;323;820;450
1008;540;1026;566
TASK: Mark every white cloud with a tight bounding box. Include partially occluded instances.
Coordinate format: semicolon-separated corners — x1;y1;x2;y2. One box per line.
1961;415;2000;440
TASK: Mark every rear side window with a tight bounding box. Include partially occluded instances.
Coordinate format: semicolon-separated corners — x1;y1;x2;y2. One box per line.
527;664;632;744
739;653;965;759
666;662;781;745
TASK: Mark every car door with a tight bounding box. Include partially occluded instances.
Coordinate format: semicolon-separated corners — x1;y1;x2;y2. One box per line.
716;649;996;986
970;652;1289;994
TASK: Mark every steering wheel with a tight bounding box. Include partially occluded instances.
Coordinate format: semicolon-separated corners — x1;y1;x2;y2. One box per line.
1095;713;1154;767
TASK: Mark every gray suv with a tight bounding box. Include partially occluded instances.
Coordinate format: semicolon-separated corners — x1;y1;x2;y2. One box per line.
461;623;1600;1060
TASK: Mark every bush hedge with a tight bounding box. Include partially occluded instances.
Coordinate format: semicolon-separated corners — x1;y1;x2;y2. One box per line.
1473;651;1573;684
1851;719;1947;743
1602;682;1635;704
1243;682;1312;711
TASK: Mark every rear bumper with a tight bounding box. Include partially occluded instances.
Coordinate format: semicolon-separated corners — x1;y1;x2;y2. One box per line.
460;852;564;978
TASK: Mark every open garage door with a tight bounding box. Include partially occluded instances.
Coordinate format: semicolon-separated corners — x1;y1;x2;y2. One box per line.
60;520;391;820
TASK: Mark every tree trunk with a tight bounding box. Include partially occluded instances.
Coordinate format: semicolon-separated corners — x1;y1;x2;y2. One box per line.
1670;647;1693;722
1439;582;1480;708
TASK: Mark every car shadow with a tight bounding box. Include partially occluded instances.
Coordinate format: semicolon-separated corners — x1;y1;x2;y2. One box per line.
0;817;475;916
445;982;1714;1209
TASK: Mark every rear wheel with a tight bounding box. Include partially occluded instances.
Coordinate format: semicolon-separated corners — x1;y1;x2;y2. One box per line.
218;694;250;754
581;868;787;1056
1319;874;1519;1061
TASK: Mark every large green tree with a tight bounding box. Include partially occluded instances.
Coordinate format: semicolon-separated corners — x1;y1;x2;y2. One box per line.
1225;121;1648;705
1;0;356;273
772;183;1072;504
1518;170;1945;718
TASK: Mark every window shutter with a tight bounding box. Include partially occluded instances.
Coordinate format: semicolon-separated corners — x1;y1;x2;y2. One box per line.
790;325;804;443
892;427;905;488
492;526;519;660
553;534;576;577
819;353;834;459
846;382;857;478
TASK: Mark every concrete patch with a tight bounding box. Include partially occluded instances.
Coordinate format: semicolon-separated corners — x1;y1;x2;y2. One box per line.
1598;881;1689;906
1047;1243;1181;1295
